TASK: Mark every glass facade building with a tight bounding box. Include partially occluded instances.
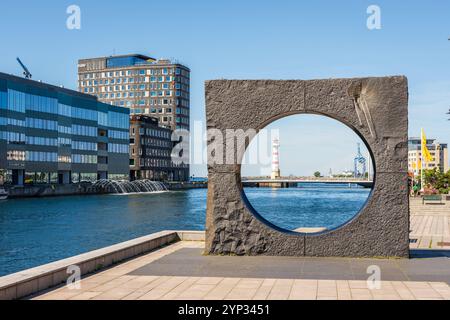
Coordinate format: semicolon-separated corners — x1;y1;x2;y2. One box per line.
0;72;130;186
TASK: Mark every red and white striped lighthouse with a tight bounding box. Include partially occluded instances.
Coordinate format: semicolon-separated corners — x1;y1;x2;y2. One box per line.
271;138;281;180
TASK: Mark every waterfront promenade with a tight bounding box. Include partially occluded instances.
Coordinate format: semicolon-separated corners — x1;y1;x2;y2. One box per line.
31;242;450;300
25;198;450;300
410;198;450;250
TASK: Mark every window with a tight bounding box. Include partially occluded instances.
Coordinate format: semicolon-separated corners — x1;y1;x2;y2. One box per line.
72;124;97;137
7;90;26;113
27;136;58;146
26;151;58;162
6;132;26;144
108;143;129;154
7;150;26;161
26;118;57;131
0;91;7;109
25;94;58;114
72;140;98;151
109;130;128;140
71;154;97;164
58;155;71;163
58;137;72;146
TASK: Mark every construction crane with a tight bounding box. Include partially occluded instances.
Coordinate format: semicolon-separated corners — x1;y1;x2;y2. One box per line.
16;57;32;79
354;143;367;178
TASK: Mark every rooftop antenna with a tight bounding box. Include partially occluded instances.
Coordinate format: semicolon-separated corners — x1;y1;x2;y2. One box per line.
16;57;32;79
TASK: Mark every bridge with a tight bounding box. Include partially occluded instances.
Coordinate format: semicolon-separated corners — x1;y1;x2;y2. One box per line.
242;177;374;188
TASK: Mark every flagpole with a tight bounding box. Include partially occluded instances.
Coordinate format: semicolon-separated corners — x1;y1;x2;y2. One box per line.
420;128;425;192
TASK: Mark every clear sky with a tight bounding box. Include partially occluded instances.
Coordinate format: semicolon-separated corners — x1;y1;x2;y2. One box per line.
240;115;370;177
1;0;449;177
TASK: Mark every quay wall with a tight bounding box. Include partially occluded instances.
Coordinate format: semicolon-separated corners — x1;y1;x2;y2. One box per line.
167;181;207;190
0;230;205;300
5;183;108;199
4;181;207;199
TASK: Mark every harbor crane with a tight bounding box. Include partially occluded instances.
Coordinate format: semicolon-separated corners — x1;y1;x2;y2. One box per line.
354;143;367;178
16;57;32;79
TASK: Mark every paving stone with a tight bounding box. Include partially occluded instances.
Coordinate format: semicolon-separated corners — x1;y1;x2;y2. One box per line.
30;241;450;301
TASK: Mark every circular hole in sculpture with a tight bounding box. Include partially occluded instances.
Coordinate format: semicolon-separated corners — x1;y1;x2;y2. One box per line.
240;114;375;234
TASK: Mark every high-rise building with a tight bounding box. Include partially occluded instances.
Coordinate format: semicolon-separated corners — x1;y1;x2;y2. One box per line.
77;54;190;131
408;137;449;175
129;115;188;181
0;72;130;186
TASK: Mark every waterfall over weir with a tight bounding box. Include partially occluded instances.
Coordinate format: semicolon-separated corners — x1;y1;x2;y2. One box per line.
91;179;168;194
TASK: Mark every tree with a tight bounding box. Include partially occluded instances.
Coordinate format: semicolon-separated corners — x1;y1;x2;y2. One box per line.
423;168;450;194
314;171;321;178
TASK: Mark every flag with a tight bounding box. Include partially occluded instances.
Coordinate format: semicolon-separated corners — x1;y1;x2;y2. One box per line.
421;129;433;162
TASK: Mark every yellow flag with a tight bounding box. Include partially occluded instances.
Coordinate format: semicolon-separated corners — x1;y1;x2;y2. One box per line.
412;161;416;170
421;129;433;162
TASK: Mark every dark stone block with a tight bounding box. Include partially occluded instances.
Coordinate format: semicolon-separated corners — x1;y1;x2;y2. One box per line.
205;77;409;258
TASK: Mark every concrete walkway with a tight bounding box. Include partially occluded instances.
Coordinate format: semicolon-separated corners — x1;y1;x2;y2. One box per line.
32;241;450;300
410;198;450;249
30;199;450;300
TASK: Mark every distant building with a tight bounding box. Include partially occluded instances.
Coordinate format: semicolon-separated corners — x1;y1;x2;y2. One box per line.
77;54;190;131
332;170;354;178
129;115;188;181
408;137;448;175
0;72;130;186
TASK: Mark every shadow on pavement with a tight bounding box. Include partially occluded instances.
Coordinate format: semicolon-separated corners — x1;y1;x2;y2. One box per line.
410;249;450;258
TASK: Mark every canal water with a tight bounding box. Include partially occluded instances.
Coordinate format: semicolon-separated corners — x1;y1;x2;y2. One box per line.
0;186;370;276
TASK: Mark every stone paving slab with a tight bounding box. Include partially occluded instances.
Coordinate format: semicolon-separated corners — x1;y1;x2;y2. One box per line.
410;200;450;249
129;248;450;284
31;241;450;300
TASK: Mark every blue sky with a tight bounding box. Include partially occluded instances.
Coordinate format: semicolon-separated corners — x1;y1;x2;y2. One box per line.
1;1;449;176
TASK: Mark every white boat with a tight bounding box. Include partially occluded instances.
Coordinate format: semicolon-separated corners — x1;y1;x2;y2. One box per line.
0;188;8;200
